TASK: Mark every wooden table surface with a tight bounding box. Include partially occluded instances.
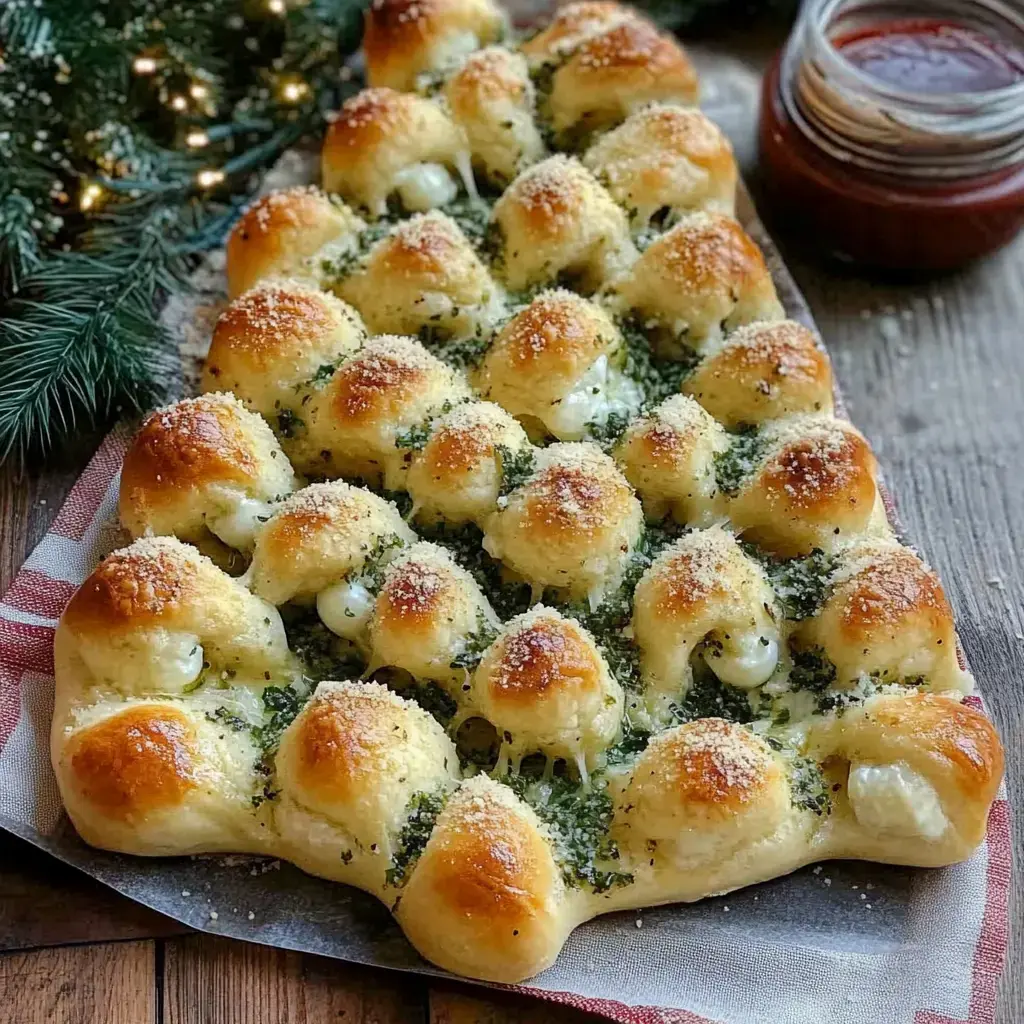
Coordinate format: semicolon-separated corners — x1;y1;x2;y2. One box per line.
1;22;1021;1024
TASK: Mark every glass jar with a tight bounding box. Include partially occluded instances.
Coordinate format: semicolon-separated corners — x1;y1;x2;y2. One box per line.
759;0;1024;271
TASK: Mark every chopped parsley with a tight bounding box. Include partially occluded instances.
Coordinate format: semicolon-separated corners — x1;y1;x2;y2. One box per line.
670;659;755;724
394;421;434;452
585;408;632;449
714;426;770;497
508;772;632;894
284;611;365;683
252;684;306;757
205;706;247;732
385;789;448;887
789;644;838;695
276;408;304;439
449;611;500;672
495;444;536;497
789;756;832;816
355;532;406;595
398;681;458;728
619;317;699;410
757;547;836;621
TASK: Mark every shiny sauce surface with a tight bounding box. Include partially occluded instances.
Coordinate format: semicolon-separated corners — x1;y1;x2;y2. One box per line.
836;19;1024;94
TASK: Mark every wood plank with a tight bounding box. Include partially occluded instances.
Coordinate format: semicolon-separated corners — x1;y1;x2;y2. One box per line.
161;934;426;1023
0;831;187;952
0;941;156;1024
429;986;603;1023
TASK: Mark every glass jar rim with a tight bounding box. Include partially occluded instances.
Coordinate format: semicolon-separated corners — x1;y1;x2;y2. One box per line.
803;0;1024;107
781;0;1024;179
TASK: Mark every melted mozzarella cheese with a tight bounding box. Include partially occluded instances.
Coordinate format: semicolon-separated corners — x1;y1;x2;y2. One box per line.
547;355;644;440
394;163;459;211
208;497;273;551
704;631;779;690
317;579;375;641
848;762;949;840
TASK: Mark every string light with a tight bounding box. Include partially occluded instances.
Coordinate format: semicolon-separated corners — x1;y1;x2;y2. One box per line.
280;78;310;103
189;83;209;100
79;183;104;211
196;169;225;189
267;0;286;13
185;130;210;149
170;95;188;111
132;56;158;75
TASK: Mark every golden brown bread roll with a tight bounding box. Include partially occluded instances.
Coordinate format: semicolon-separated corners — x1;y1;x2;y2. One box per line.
583;104;736;227
201;281;367;423
725;415;889;557
473;289;641;441
364;0;507;91
610;211;784;349
483;441;643;604
683;319;834;427
119;393;296;553
794;539;969;693
616;718;790;862
548;19;699;143
225;187;365;299
631;526;780;722
396;775;570;982
519;1;634;65
274;680;460;889
467;606;623;775
336;211;503;338
406;400;532;526
367;541;499;687
613;394;728;524
444;46;545;186
299;335;472;486
322;88;473;216
58;537;290;698
491;154;636;293
248;480;416;607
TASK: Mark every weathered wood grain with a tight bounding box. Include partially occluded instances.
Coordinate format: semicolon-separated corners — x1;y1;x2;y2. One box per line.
161;935;425;1024
0;941;156;1024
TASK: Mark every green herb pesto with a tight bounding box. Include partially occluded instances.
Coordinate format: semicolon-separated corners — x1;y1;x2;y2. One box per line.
205;706;247;732
789;756;832;816
756;547;836;621
789;644;838;695
670;659;755;725
284;611;365;683
618;317;699;410
385;789;449;887
355;532;406;595
585;408;632;450
714;426;769;497
449;610;500;672
508;773;632;894
394;421;434;452
399;681;459;728
495;444;536;496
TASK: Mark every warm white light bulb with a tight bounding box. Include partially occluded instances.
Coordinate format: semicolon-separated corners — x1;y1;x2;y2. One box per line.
185;130;210;149
267;0;285;13
80;183;103;211
170;95;188;111
281;80;308;102
196;169;225;188
133;56;158;75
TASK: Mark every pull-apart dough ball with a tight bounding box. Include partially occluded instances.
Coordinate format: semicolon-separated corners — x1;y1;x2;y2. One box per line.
483;441;643;606
492;155;635;293
613;394;728;524
322;88;474;216
119;393;296;553
249;480;416;608
275;680;459;887
583;105;736;228
406;401;532;526
683;319;833;427
468;606;622;775
396;775;568;982
225;186;365;299
444;47;545;186
519;1;634;65
474;289;641;441
337;211;503;338
202;281;367;423
301;335;471;487
631;526;779;720
610;211;783;349
364;0;507;91
57;537;288;698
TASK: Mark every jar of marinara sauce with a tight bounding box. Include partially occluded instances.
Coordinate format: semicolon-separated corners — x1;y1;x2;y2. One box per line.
759;0;1024;271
